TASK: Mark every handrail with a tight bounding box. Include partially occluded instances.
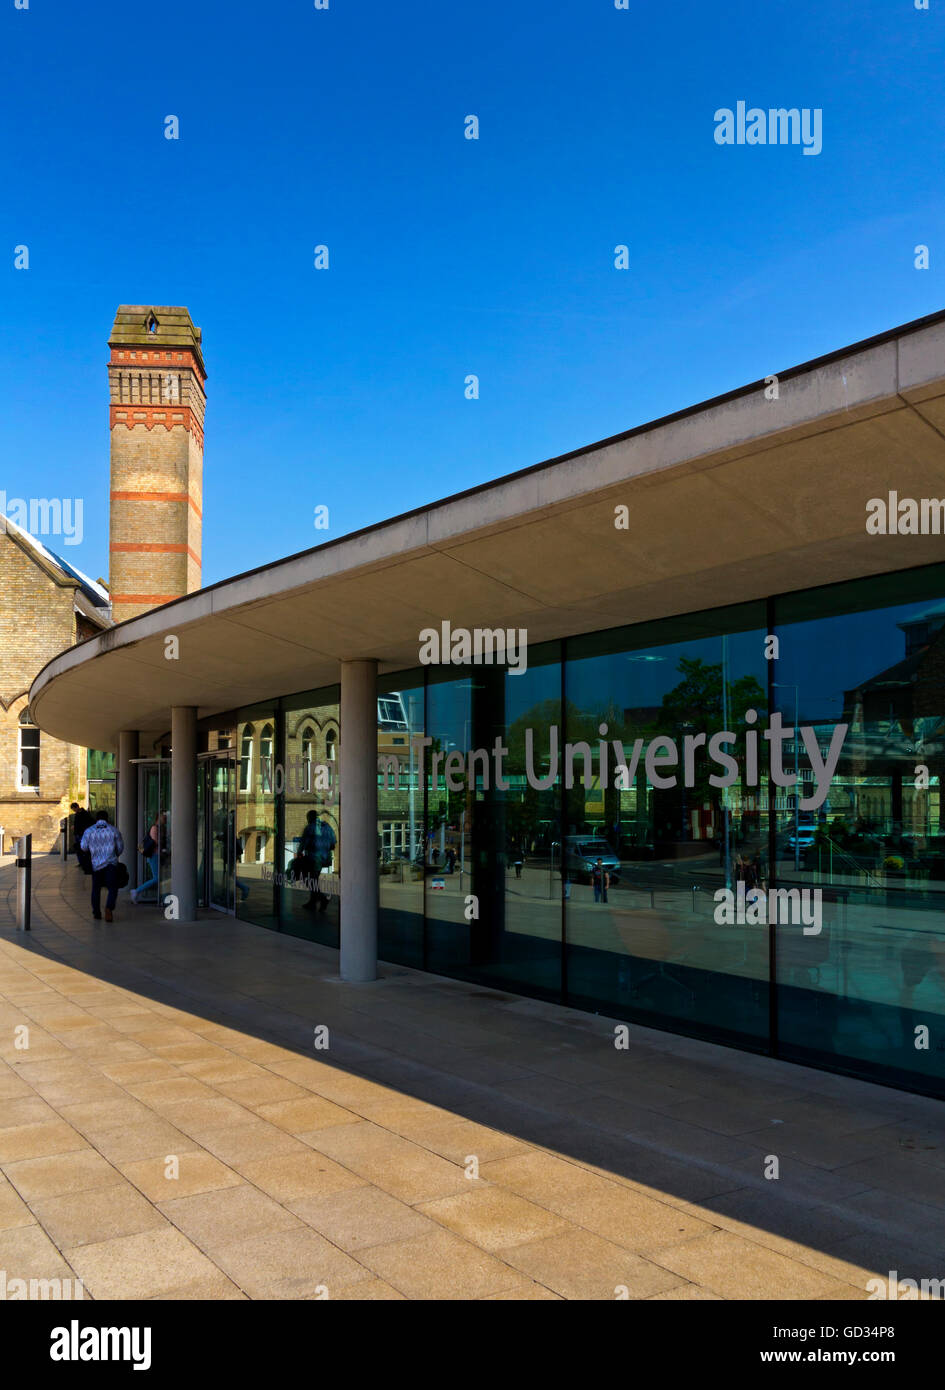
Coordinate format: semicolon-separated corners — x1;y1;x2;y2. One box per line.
817;834;883;890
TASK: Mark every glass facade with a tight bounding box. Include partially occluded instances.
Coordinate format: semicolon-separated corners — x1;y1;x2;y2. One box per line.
218;561;945;1100
377;675;424;967
281;688;340;949
563;606;770;1048
234;703;278;931
771;575;945;1093
86;749;116;815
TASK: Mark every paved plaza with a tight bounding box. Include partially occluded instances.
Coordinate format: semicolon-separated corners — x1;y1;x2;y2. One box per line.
0;854;943;1300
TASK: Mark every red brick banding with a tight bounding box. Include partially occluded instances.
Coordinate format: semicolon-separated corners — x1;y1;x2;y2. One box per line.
110;490;202;519
107;305;205;621
108;346;206;385
110;542;202;565
111;594;181;606
110;406;204;452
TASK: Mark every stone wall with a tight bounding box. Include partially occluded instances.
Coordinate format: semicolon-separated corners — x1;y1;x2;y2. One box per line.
0;532;88;850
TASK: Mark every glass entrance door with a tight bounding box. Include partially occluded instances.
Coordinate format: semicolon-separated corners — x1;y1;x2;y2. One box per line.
136;760;170;902
200;754;235;913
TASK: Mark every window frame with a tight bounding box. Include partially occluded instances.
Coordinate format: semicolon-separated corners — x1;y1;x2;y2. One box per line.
17;713;40;791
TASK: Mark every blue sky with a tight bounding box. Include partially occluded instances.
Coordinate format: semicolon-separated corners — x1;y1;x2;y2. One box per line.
1;0;942;587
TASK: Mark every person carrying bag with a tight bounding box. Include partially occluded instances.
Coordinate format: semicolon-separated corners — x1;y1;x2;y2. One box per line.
131;818;161;905
79;811;125;921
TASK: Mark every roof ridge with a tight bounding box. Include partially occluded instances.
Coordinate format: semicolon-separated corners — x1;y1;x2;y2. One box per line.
0;510;111;609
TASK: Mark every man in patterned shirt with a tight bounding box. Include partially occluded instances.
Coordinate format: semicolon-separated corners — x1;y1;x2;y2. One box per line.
79;811;125;922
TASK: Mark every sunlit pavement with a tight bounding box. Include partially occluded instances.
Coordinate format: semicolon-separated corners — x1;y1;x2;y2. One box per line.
0;855;943;1300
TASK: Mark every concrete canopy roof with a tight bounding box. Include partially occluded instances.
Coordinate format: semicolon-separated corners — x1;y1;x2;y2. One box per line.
31;308;945;752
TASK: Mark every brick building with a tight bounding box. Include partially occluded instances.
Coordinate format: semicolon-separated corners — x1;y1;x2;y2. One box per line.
0;304;205;852
0;517;111;849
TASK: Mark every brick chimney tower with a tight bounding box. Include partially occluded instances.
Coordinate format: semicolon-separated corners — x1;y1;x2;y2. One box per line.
107;305;206;621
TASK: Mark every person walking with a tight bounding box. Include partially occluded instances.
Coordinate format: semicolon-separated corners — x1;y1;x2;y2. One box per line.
299;811;337;912
735;851;764;894
592;857;610;904
80;811;124;922
131;814;161;904
295;810;320;908
71;802;94;873
313;813;337;909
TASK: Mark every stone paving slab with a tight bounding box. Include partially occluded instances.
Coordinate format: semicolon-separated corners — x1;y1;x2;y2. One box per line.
0;855;942;1300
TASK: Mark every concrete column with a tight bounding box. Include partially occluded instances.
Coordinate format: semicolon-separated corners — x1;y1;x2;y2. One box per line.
340;659;378;982
117;730;138;884
171;706;197;921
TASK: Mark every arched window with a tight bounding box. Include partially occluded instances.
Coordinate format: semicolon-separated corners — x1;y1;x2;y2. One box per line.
301;726;314;792
239;723;255;793
326;728;337;760
18;711;40;790
260;724;274;792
